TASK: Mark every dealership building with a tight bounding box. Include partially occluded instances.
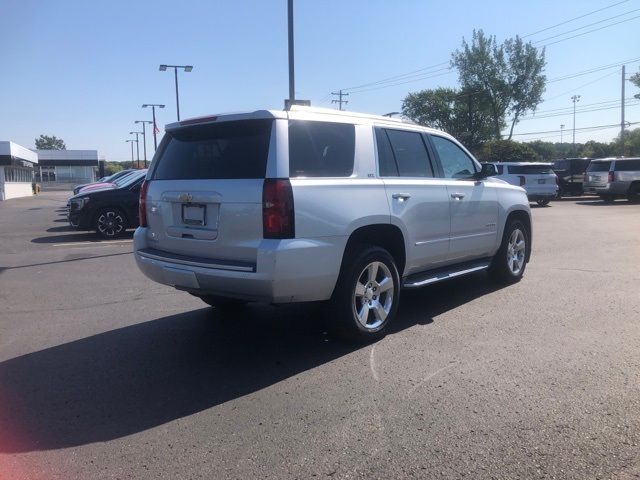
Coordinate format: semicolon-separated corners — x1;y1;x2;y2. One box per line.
34;149;100;185
0;141;38;201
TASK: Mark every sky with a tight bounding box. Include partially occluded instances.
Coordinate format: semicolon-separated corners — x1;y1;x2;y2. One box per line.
1;0;639;162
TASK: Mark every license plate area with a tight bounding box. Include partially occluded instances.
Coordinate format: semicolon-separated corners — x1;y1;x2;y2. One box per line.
181;204;206;226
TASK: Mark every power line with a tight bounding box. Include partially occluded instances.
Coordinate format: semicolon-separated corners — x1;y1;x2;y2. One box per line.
533;7;640;44
341;62;450;92
515;101;640;121
331;90;349;110
543;70;620;102
522;0;629;38
511;120;639;137
539;13;640;47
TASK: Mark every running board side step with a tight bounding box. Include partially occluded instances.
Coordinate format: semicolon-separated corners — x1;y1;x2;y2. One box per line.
402;259;491;288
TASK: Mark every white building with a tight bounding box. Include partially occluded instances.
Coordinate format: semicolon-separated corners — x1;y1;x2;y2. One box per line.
0;141;38;201
34;149;99;185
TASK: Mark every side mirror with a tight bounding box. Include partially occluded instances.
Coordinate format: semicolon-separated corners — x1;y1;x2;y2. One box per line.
478;163;497;179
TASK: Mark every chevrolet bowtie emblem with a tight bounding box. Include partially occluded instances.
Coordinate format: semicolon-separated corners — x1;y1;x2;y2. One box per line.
179;193;193;203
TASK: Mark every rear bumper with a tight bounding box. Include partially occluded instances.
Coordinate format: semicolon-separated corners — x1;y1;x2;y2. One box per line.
526;192;557;201
133;227;345;303
584;182;628;195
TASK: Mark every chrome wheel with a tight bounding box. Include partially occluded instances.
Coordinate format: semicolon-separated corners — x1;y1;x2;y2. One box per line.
97;210;124;237
352;261;395;330
507;228;526;276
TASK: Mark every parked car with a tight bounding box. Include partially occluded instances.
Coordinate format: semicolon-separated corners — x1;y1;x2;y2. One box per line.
552;158;592;197
68;169;147;238
487;162;558;206
134;107;532;342
583;157;640;202
75;170;139;195
73;169;134;195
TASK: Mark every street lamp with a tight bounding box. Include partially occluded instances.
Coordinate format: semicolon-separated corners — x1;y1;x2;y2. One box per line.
125;139;136;164
135;120;153;168
129;131;143;169
571;95;581;156
159;64;193;120
142;104;165;151
560;124;565;144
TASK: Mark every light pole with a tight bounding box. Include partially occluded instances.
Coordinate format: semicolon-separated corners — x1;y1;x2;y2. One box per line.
125;139;135;164
287;0;295;107
159;64;193;120
571;95;581;156
142;104;165;151
135;120;152;168
129;131;143;169
560;124;565;144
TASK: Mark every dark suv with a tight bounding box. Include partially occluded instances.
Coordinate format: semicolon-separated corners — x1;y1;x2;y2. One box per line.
552;158;592;197
68;169;147;238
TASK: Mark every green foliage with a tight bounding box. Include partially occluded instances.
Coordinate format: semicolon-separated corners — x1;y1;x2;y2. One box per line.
451;30;546;140
35;134;66;150
402;87;495;150
476;139;539;163
630;69;640;100
104;162;124;175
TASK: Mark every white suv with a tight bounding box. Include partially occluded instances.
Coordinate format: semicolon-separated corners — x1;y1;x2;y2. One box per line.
134;106;532;341
487;162;558;206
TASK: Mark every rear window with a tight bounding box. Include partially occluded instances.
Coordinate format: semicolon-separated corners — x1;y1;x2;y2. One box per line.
615;159;640;171
152;120;273;180
508;164;553;174
289;120;355;177
587;161;612;172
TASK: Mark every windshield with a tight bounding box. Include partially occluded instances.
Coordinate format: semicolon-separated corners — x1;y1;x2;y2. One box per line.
114;170;146;187
587;161;611;172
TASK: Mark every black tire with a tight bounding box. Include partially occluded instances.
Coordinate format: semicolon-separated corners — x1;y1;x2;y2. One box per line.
627;184;640;203
489;219;528;284
194;294;248;309
600;195;615;203
536;199;550;207
94;208;127;239
330;244;400;342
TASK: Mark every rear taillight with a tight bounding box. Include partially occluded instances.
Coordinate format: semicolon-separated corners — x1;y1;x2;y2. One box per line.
608;171;614;183
518;176;526;186
139;180;149;227
262;178;295;239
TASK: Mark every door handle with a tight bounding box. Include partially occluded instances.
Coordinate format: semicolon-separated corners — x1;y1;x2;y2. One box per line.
450;193;465;200
392;193;411;201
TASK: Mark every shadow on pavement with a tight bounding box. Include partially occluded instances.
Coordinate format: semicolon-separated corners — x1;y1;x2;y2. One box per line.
575;199;637;207
0;273;504;453
31;231;134;244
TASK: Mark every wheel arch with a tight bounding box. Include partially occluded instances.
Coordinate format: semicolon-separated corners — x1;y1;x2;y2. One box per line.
505;209;532;262
340;224;407;277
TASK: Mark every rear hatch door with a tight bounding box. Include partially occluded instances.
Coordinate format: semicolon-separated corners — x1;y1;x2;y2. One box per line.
508;164;557;194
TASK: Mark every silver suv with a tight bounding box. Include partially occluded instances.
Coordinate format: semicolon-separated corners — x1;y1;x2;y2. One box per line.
134;107;532;341
584;157;640;202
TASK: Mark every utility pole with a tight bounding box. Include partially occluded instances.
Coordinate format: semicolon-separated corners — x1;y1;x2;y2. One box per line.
621;64;626;156
571;95;581;156
142;104;165;151
467;93;473;146
135;120;152;168
125;139;135;164
130;131;142;169
287;0;295;107
560;124;565;144
331;90;349;110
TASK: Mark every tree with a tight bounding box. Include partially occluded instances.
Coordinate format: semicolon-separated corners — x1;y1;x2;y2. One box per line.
105;162;124;175
35;135;66;150
402;87;495;150
451;30;546;140
630;69;640;100
476;139;539;163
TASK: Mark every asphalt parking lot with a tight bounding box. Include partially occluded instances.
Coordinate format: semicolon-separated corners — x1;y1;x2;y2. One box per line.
1;191;639;479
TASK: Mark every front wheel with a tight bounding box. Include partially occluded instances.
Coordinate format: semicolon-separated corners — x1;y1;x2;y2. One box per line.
627;184;640;203
94;208;127;239
489;220;528;284
536;199;550;207
330;245;400;342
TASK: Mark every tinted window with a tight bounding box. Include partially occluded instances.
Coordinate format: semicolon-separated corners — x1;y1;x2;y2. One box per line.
587;161;612;172
289;121;354;177
508;165;553;174
431;135;477;179
384;129;434;177
153;120;273;180
115;170;146;187
375;128;398;176
615;159;640;171
553;160;569;170
495;164;504;175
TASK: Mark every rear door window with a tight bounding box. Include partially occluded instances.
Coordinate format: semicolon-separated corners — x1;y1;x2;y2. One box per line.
615;159;640;171
289;121;355;177
507;164;553;174
587;161;612;172
153;120;273;180
377;128;434;177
